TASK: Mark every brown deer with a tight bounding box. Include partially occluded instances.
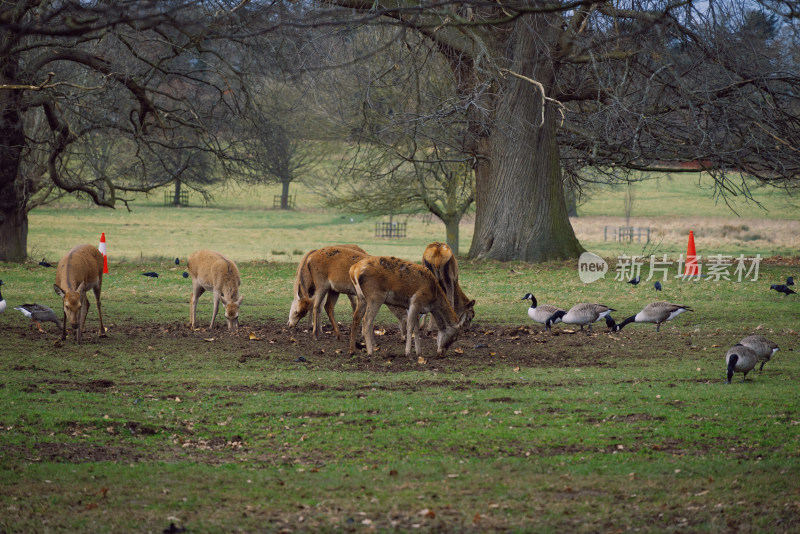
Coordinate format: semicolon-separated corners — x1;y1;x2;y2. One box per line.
53;244;105;344
288;245;364;335
349;256;474;358
187;250;243;331
421;242;475;333
290;245;406;341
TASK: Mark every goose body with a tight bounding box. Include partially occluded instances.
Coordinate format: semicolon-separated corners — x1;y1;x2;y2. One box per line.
14;303;62;332
545;303;615;335
611;302;692;332
739;335;779;372
725;344;759;383
521;293;565;330
0;280;5;314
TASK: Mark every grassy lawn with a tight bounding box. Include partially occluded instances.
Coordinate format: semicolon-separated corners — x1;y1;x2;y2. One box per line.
1;173;799;532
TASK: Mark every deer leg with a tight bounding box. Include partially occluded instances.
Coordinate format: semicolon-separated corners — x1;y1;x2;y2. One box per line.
311;283;330;340
61;310;67;341
94;285;105;337
190;284;204;329
363;299;383;357
75;294;91;344
325;291;342;340
406;303;422;357
210;290;221;330
349;295;366;355
385;305;407;341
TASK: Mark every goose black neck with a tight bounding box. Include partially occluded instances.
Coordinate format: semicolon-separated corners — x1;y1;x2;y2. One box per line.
727;353;739;383
615;315;637;331
545;310;567;327
529;295;537;308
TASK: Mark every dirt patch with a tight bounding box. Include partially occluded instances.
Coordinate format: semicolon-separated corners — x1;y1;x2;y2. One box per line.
94;317;702;374
6;316;709;378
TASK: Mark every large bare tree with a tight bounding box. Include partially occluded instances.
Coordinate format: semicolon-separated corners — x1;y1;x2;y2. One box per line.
0;1;252;261
318;0;800;261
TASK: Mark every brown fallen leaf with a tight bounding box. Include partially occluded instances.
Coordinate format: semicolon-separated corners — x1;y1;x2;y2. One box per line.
203;338;215;342
249;333;261;340
417;357;427;365
418;508;436;518
454;348;464;354
513;366;520;372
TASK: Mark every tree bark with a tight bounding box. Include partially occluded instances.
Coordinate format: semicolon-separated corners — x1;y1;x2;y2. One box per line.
0;203;28;263
172;179;182;206
468;20;584;262
0;45;29;262
281;179;291;209
443;215;460;256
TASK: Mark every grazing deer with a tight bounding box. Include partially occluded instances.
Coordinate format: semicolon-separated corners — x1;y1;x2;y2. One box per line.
187;250;243;331
349;256;474;358
421;242;475;333
288;245;365;335
290;245;406;341
53;244;105;344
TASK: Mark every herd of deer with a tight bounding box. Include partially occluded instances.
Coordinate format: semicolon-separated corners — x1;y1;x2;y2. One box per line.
51;242;475;358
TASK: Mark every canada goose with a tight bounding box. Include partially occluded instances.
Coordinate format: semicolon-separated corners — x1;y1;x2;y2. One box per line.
725;344;759;384
770;284;796;296
611;302;692;332
545;303;615;335
0;280;5;314
14;303;63;332
521;293;565;330
739;335;779;372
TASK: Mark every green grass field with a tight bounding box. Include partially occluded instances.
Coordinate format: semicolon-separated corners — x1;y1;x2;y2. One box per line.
1;174;799;532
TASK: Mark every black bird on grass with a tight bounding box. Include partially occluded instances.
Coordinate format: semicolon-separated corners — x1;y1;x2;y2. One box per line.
175;257;180;265
39;259;53;267
770;284;796;296
142;271;159;278
787;276;795;286
654;281;662;291
182;271;189;278
627;275;641;286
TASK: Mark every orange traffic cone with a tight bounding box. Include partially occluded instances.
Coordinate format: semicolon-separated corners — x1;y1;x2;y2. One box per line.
684;231;699;276
99;232;109;274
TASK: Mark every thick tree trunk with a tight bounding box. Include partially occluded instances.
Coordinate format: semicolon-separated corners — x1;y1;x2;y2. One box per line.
0;47;28;262
443;216;460;256
467;17;584;262
0;203;28;263
172;179;182;205
281;179;291;209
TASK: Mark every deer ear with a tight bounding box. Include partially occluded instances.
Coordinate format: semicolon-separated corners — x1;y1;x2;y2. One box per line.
76;282;86;293
54;284;65;298
220;295;229;305
237;295;243;306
